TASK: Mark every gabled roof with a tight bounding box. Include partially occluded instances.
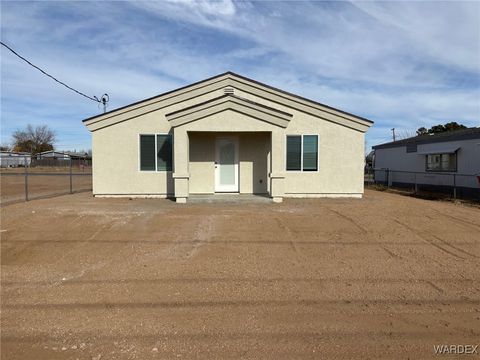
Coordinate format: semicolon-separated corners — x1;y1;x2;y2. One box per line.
373;127;480;150
166;94;292;128
83;72;373;132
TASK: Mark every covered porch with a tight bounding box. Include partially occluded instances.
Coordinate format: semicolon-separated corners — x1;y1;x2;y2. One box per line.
166;93;291;203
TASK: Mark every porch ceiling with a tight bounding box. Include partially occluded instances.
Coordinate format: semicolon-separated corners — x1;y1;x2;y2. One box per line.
166;94;292;128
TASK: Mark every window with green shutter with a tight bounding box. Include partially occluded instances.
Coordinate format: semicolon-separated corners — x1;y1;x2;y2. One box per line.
286;135;318;172
140;135;156;171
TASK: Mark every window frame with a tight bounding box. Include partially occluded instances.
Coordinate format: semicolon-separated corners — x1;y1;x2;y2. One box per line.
285;134;319;172
425;152;457;172
138;133;173;172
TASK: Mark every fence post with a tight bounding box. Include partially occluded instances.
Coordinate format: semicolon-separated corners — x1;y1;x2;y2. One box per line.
414;173;418;194
453;173;456;200
69;158;73;194
24;156;29;201
386;169;389;188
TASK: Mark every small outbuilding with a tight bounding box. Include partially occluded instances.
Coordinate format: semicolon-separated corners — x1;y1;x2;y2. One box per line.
83;72;373;203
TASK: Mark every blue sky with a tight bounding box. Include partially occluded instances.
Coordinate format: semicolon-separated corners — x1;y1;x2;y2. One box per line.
1;1;479;152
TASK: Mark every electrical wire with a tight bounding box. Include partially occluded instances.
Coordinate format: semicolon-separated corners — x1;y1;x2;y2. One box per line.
1;41;101;103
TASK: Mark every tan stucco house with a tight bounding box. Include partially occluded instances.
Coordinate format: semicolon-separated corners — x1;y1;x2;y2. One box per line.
83;72;373;203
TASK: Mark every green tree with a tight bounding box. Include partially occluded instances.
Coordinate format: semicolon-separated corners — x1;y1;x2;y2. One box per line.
416;127;428;136
444;122;467;132
12;124;56;154
417;122;467;136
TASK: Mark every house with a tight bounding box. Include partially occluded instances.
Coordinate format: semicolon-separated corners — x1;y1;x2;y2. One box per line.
36;150;91;160
0;151;31;167
36;150;70;160
372;127;480;198
83;72;373;203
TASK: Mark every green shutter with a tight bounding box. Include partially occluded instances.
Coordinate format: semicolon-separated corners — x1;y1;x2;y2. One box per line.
140;135;155;171
303;135;318;171
157;134;172;171
286;136;301;171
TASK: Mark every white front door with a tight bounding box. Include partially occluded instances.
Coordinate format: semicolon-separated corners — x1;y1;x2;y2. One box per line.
215;137;239;192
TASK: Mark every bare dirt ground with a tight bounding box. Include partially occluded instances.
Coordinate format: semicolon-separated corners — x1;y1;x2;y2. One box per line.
1;190;479;359
0;171;92;205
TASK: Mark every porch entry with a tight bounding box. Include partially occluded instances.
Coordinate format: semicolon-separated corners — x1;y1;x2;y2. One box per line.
215;136;239;192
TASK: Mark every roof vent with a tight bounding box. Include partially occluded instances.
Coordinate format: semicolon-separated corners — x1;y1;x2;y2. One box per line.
224;87;234;95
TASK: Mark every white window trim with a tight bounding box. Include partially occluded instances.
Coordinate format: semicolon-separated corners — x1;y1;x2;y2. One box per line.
285;134;320;173
138;133;173;172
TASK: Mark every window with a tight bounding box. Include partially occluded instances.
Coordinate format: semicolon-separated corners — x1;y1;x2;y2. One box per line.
157;134;172;171
286;136;301;171
406;143;417;153
426;153;456;172
140;134;172;171
286;135;318;171
303;135;318;171
140;135;156;171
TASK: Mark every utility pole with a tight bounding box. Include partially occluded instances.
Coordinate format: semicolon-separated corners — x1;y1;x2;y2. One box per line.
391;128;396;142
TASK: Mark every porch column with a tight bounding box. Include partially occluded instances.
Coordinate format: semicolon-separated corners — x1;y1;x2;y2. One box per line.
173;128;189;203
270;130;285;203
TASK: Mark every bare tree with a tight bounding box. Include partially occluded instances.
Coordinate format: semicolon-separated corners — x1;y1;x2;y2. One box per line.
396;129;417;140
12;124;56;154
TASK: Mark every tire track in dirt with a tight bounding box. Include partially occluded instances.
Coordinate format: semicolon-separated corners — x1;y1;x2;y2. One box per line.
327;207;402;259
274;217;302;261
326;208;368;234
430;208;480;231
187;215;216;258
165;215;216;259
51;221;118;285
393;219;467;260
424;280;445;294
431;235;479;259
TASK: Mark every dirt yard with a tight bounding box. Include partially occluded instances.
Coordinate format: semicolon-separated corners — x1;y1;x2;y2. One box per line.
1;190;479;359
0;170;92;204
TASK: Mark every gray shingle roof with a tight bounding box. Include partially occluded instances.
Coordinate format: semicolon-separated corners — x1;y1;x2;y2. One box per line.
372;127;480;150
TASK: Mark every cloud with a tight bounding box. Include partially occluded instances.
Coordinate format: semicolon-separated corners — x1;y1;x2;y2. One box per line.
1;0;479;152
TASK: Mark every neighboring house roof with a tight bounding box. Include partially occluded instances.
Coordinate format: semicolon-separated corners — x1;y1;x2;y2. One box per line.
0;151;31;156
373;127;480;150
83;72;373;132
37;150;90;158
37;150;65;155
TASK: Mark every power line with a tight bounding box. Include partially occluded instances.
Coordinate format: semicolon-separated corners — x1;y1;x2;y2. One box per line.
1;41;109;111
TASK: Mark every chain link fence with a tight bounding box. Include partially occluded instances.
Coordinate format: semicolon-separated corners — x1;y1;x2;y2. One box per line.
1;157;92;206
365;167;480;201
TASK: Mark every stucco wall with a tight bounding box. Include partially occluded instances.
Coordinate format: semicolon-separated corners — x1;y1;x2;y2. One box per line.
232;88;365;195
89;82;368;197
283;112;364;195
188;132;269;194
92;110;174;196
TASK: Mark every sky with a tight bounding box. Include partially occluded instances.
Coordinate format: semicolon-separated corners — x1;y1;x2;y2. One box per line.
1;0;479;152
